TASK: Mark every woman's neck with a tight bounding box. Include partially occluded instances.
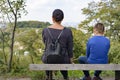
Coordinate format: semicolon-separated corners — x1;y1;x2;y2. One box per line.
53;22;61;26
49;22;64;30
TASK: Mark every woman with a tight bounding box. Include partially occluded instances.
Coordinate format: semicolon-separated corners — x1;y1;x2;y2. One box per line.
42;9;73;80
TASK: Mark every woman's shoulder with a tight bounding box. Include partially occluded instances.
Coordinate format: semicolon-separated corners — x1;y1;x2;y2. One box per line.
63;27;73;37
42;27;72;33
64;27;72;32
42;28;48;35
42;27;48;31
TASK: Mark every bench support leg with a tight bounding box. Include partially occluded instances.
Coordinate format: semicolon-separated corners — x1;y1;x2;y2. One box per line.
49;71;52;80
115;70;120;80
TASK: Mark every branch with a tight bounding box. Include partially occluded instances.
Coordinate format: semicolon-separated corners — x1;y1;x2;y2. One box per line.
7;0;16;16
6;13;12;24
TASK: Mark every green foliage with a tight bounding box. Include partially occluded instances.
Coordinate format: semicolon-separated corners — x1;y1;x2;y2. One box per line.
109;41;120;64
29;71;45;80
72;29;87;63
0;50;7;73
79;0;120;41
15;28;44;64
16;21;51;28
0;0;27;19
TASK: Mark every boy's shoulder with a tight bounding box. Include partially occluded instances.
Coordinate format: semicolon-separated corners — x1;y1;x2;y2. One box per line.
89;36;110;42
88;36;95;41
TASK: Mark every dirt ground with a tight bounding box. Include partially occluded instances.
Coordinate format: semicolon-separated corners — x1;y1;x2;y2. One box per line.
0;77;115;80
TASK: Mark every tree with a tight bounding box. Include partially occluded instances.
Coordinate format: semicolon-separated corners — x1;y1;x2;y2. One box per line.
79;0;120;41
0;0;27;72
16;28;44;64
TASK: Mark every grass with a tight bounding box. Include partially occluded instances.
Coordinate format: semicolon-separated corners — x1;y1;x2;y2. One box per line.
41;70;114;79
0;70;114;80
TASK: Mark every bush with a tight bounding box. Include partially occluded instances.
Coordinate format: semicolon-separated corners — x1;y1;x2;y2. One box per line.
109;41;120;64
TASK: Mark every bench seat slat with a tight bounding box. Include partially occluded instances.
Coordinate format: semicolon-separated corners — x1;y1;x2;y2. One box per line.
29;64;120;70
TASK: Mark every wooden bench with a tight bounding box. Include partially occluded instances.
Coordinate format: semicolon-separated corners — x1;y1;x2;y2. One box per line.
29;64;120;80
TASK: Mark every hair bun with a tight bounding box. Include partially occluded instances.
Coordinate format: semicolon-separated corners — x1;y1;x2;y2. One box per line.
52;9;64;22
56;14;62;21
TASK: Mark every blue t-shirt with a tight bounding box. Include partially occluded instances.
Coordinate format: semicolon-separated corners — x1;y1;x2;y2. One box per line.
87;36;110;64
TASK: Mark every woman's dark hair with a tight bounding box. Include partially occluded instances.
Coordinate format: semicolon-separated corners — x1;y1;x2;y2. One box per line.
52;9;64;22
94;23;105;34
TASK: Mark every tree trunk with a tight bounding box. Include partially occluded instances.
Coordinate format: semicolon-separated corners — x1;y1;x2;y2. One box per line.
8;15;17;72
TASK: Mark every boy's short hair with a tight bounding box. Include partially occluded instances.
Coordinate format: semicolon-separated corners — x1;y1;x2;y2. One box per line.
94;23;105;34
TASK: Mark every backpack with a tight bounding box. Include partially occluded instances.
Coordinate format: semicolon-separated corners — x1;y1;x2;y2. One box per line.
44;28;64;63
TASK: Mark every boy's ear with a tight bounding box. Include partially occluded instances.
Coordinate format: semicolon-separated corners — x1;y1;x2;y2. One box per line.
93;28;99;34
93;28;96;33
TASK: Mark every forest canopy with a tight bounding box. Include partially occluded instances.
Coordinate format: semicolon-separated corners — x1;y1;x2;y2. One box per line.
16;21;51;28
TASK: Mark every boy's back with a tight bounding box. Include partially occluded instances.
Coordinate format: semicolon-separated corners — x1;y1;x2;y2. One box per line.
87;36;110;64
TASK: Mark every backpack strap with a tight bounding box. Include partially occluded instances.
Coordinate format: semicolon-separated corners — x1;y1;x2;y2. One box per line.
47;28;54;40
47;28;64;42
57;29;64;40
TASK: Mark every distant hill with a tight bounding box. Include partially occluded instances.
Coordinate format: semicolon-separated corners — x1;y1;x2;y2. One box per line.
62;22;79;28
16;21;79;29
17;21;51;28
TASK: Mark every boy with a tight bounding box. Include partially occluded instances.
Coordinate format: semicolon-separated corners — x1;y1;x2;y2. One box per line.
78;23;110;80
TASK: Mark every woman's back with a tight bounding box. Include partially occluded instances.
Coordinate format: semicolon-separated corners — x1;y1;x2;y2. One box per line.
42;27;73;63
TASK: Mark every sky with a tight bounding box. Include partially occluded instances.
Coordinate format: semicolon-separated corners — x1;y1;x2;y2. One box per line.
19;0;100;24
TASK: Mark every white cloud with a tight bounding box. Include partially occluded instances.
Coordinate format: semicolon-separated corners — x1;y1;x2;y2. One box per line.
27;0;49;9
20;0;100;23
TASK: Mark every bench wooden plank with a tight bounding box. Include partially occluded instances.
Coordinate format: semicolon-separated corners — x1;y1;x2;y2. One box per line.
29;64;120;70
